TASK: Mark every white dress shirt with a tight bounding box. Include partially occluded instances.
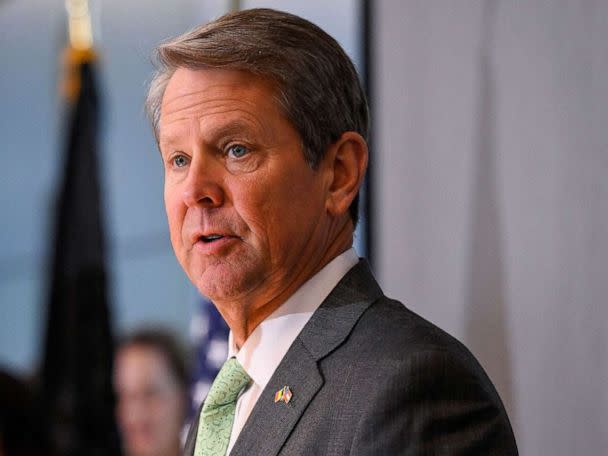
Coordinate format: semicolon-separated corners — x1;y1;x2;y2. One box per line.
225;248;359;454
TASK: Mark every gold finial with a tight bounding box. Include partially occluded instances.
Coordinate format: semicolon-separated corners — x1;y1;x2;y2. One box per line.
65;0;93;51
62;0;96;101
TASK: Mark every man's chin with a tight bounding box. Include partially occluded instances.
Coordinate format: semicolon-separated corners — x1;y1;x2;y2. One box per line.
193;266;258;304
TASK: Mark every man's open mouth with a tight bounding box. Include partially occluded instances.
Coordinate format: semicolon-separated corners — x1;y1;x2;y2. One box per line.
200;234;225;243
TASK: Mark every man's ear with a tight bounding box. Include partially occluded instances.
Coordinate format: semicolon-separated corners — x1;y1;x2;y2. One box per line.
324;131;368;217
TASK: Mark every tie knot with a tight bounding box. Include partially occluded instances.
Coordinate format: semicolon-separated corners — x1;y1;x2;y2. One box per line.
203;358;251;411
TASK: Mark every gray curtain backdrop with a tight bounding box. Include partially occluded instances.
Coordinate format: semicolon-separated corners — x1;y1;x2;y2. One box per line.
373;1;607;455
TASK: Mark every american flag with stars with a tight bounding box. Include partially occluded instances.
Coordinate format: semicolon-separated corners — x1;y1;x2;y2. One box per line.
188;297;229;418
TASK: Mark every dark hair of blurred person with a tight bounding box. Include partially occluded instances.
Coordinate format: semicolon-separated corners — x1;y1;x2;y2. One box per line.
113;329;188;456
0;369;47;456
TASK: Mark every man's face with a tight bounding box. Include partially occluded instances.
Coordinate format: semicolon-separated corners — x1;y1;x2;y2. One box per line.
159;68;333;308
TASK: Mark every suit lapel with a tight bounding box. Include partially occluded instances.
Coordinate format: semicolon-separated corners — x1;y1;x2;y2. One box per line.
229;338;322;455
230;260;382;455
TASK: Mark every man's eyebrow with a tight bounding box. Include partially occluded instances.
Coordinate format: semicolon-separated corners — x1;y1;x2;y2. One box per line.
160;119;261;148
207;120;259;141
158;133;182;151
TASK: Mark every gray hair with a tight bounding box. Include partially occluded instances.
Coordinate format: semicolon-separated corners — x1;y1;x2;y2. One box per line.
146;8;368;224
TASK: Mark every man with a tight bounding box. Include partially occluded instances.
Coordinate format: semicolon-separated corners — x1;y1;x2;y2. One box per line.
146;8;518;455
114;330;188;456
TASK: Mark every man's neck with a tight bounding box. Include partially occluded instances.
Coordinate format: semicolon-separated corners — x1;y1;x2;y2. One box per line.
217;222;354;348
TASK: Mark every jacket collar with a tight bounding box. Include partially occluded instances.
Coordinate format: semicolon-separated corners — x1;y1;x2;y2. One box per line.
229;259;382;455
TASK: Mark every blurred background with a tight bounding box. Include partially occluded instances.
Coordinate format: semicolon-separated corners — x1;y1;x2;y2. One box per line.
1;0;606;455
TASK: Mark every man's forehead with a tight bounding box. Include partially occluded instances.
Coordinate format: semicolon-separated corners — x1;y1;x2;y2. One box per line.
158;67;286;144
162;67;277;109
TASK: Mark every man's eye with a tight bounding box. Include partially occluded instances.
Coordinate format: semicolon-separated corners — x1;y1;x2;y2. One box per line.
227;144;249;158
173;155;188;167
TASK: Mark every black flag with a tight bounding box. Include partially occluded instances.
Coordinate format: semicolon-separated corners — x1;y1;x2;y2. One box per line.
40;52;121;456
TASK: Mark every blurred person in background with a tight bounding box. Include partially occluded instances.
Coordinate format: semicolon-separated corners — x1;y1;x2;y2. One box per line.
113;329;188;456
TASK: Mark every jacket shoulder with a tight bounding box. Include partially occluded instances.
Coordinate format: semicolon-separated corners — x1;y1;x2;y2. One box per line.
338;297;518;454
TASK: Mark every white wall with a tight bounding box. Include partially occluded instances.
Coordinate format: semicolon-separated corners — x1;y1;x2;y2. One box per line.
373;1;608;454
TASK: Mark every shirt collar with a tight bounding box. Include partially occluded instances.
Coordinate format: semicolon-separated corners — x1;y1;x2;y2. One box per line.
227;248;359;389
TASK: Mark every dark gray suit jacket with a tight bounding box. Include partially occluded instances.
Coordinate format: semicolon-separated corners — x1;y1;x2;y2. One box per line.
185;260;518;455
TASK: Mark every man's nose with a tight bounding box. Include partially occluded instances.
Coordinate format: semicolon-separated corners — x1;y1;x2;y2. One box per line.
181;158;225;208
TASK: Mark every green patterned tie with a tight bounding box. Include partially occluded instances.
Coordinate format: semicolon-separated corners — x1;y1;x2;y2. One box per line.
194;357;251;456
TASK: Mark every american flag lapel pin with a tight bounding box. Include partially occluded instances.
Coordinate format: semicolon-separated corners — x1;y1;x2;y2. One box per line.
274;385;293;404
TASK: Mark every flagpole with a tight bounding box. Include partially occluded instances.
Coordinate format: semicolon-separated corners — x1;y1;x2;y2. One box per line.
229;0;240;12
